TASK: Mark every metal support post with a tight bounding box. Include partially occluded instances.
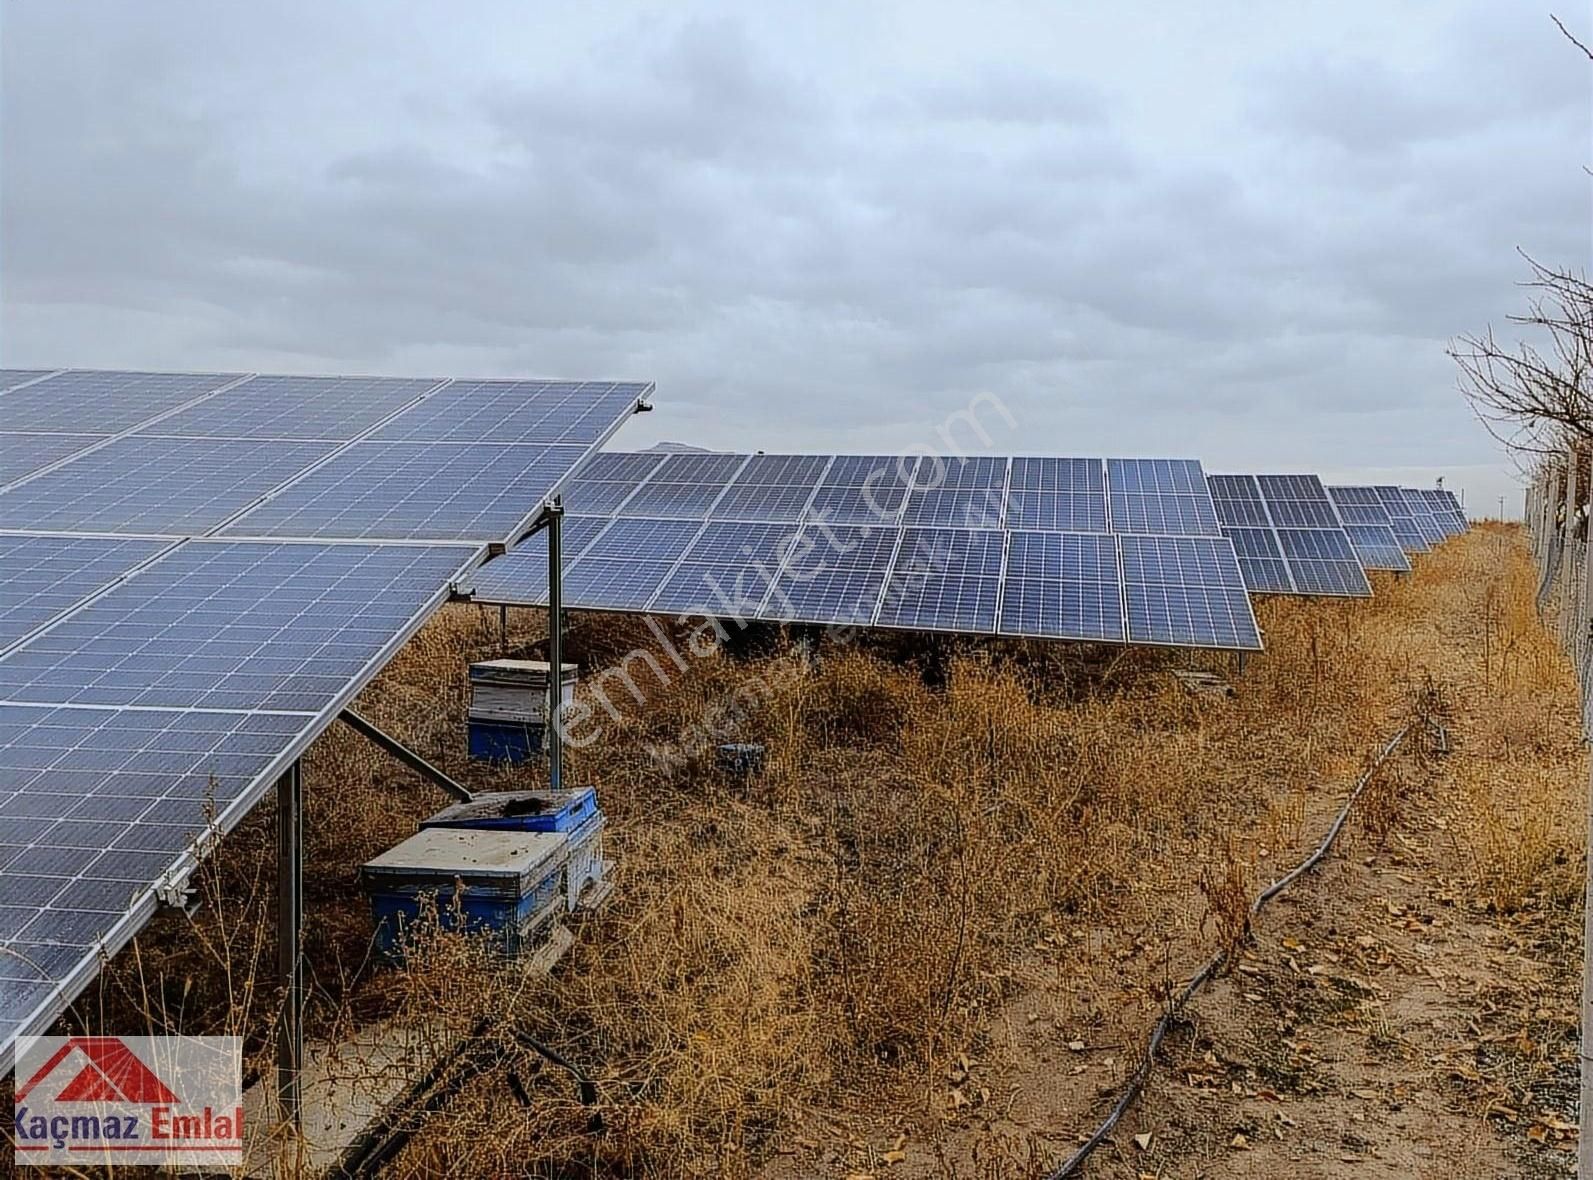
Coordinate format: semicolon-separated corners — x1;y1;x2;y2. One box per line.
276;760;303;1125
500;604;508;655
547;500;564;792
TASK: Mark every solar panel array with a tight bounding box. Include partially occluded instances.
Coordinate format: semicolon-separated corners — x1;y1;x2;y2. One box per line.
1324;487;1414;572
1207;474;1372;597
465;452;1263;651
0;368;648;1058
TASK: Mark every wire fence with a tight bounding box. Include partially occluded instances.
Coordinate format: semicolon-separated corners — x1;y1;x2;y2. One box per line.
1526;449;1593;732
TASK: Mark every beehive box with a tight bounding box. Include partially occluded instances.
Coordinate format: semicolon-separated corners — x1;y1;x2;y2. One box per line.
468;659;578;724
421;787;599;834
361;828;568;960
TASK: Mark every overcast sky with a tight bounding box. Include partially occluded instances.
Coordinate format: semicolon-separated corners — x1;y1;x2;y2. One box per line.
2;3;1587;516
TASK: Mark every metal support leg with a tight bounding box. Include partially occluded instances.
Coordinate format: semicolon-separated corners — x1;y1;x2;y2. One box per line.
499;604;508;655
276;761;303;1125
547;501;564;793
1236;651;1248;676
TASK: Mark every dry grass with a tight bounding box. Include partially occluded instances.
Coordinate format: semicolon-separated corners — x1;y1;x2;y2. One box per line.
40;525;1585;1179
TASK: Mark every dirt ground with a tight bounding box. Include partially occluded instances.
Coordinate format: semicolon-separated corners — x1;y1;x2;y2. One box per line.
761;525;1584;1180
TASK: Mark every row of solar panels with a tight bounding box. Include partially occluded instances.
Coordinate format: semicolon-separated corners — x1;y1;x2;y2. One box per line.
461;452;1469;648
0;369;650;1060
0;369;650;542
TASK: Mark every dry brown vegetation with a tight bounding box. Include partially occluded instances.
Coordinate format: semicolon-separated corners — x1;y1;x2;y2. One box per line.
33;523;1585;1179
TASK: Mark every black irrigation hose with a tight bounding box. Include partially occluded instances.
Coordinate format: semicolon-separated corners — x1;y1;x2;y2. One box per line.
1044;720;1422;1180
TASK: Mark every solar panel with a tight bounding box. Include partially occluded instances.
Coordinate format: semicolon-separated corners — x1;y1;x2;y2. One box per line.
1120;535;1261;649
221;442;587;542
1342;523;1411;572
0;371;243;433
461;516;616;607
0;434;105;484
0;437;339;533
371;379;650;446
1276;528;1373;596
997;532;1124;641
1108;458;1222;536
764;524;900;625
146;375;441;440
650;521;803;617
0;703;310;1051
1255;475;1341;527
806;455;920;525
0;535;170;648
557;518;705;610
1005;457;1107;531
1373;486;1429;554
1326;485;1394;527
1207;475;1272;527
0;541;477;711
1222;526;1294;593
878;528;1004;632
706;454;831;523
900;457;1009;528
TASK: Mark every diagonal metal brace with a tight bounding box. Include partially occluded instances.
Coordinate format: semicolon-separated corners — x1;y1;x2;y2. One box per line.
338;708;475;804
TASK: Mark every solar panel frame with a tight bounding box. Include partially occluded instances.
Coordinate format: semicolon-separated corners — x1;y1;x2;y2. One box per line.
1108;459;1223;536
996;531;1125;642
763;523;901;626
0;371;247;436
369;379;651;447
1374;486;1430;553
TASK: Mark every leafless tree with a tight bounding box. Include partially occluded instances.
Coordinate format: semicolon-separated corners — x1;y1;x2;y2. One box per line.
1449;254;1593;461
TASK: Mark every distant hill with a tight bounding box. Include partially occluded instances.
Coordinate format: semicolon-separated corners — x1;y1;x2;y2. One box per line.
643;441;715;453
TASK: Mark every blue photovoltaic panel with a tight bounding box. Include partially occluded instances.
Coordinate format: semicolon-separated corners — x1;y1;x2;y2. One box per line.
1005;457;1106;532
0;434;105;484
709;454;830;522
145;375;440;440
0;436;338;534
649;522;801;617
613;452;751;521
878;528;1004;632
558;517;704;608
222;442;586;542
0;540;476;712
0;535;169;648
1120;535;1261;649
1326;486;1395;527
371;379;649;446
1255;475;1341;528
0;703;311;1052
558;452;668;514
462;516;616;607
1342;523;1411;572
901;457;1008;528
809;454;919;523
1108;458;1221;536
764;524;900;625
1222;526;1294;594
1277;528;1372;596
998;532;1124;642
1207;475;1272;527
0;371;242;434
1374;486;1429;553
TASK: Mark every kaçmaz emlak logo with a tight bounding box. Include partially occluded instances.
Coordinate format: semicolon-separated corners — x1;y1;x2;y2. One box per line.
13;1036;243;1167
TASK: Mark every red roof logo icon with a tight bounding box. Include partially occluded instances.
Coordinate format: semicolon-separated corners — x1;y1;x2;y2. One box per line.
16;1037;179;1105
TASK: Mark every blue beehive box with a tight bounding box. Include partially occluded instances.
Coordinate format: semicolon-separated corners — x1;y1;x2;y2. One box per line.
467;718;545;762
360;827;568;960
421;787;599;834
